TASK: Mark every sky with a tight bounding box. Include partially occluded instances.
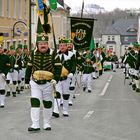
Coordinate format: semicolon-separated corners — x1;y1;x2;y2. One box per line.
64;0;140;12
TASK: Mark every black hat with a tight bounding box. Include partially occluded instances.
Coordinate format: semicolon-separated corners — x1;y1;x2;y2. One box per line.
36;17;49;43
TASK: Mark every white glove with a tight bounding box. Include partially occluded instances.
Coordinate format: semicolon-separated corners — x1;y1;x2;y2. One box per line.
14;64;19;68
24;84;30;89
68;73;73;78
1;73;6;80
51;79;57;85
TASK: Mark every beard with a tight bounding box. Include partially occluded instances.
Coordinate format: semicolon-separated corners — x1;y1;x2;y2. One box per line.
38;46;48;53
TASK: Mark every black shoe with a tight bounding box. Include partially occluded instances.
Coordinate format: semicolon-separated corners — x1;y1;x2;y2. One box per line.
125;77;129;79
12;92;16;97
52;112;60;118
73;95;76;99
69;103;73;106
63;114;69;117
136;88;140;92
6;92;10;97
92;77;97;79
44;127;51;131
129;82;132;85
83;87;86;91
20;86;24;91
17;90;20;94
132;84;136;90
28;127;40;132
0;105;4;108
88;90;91;93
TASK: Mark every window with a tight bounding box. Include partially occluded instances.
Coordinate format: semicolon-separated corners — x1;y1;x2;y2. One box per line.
13;0;16;18
0;0;4;16
112;36;115;41
108;36;110;41
7;0;10;17
124;37;128;41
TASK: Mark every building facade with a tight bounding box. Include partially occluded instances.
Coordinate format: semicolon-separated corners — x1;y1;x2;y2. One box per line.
101;18;138;57
0;0;29;49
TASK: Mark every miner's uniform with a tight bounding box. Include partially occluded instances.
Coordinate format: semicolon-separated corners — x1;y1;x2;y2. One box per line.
6;45;19;97
81;48;94;93
52;38;76;118
25;8;62;131
67;39;83;106
0;46;10;107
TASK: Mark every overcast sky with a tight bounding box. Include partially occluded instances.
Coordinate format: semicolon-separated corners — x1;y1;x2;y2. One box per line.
64;0;140;11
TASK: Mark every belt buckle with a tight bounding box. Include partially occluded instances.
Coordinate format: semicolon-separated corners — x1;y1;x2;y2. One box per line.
40;80;45;84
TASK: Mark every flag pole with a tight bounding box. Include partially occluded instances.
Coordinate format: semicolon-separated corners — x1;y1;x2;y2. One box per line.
81;0;84;18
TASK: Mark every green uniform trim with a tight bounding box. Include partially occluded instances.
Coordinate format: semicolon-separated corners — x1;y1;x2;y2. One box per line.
63;94;70;100
43;100;52;108
31;98;40;107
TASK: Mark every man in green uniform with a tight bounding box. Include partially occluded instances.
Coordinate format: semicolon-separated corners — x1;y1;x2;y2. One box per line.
25;16;62;132
0;45;10;107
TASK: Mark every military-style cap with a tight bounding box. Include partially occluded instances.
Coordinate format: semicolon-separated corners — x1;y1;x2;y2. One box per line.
17;44;23;49
59;37;68;44
67;38;73;44
23;45;28;49
133;42;140;49
9;45;16;50
85;47;90;51
36;18;49;42
36;0;51;43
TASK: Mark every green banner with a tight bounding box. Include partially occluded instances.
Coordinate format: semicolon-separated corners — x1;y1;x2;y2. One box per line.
70;17;94;50
90;37;95;52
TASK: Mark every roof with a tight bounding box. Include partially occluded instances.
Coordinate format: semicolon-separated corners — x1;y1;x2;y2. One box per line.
102;26;120;35
102;18;138;36
113;19;138;35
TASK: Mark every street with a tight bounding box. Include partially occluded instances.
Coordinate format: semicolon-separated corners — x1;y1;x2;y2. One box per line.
0;69;140;140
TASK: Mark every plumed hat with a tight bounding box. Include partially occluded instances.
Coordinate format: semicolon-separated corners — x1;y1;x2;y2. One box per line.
9;45;16;50
59;37;68;44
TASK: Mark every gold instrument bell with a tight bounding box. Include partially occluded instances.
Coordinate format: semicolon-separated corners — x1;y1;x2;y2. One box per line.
61;66;69;77
33;70;54;81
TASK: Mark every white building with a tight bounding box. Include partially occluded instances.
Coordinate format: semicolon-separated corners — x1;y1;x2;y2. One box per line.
101;18;138;57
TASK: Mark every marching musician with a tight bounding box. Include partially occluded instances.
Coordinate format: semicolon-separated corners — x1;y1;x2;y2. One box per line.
81;48;94;93
16;44;24;94
25;0;62;131
52;37;76;118
0;45;10;108
67;38;82;106
6;45;19;97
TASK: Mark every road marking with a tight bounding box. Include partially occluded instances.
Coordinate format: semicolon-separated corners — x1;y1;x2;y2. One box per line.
75;94;80;96
99;75;113;96
83;110;94;119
